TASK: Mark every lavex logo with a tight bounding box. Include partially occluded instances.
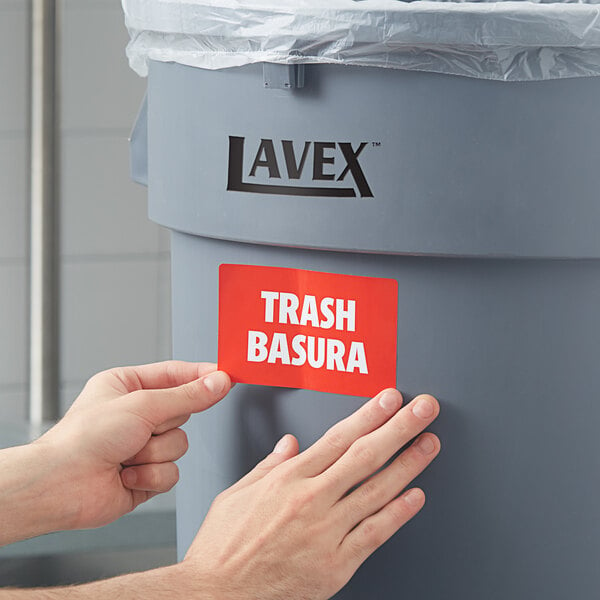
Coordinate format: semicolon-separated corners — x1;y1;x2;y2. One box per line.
227;136;374;198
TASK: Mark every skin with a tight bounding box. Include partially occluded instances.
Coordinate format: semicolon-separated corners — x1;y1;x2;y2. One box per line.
0;361;440;599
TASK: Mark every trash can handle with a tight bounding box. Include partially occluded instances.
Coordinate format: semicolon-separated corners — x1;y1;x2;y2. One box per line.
130;93;148;187
263;63;304;90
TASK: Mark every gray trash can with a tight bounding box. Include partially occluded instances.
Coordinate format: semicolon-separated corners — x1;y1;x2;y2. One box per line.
125;1;600;597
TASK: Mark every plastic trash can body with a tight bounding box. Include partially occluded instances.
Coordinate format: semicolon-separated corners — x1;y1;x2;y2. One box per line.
142;61;600;598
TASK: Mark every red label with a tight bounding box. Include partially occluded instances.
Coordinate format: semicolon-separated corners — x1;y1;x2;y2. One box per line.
218;265;398;397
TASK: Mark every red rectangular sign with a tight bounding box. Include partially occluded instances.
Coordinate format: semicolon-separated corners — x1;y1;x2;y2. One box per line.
218;264;398;397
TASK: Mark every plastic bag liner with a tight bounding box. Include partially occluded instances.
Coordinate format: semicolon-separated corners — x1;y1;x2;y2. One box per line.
122;0;600;81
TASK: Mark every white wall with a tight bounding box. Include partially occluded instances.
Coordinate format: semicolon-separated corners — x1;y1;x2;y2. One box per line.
0;0;171;422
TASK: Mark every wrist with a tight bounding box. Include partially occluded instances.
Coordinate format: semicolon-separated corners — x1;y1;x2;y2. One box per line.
168;560;223;600
0;441;80;545
30;437;84;531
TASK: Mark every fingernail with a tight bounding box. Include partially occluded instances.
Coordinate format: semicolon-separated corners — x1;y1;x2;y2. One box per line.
404;489;424;508
123;469;137;486
412;396;435;419
203;371;228;395
416;435;436;455
273;435;290;454
379;389;401;413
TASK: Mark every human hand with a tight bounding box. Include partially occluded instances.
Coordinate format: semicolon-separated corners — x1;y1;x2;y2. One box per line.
34;361;232;531
178;389;440;600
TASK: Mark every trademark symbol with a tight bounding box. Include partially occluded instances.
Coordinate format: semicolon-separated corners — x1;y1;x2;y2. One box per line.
372;141;382;148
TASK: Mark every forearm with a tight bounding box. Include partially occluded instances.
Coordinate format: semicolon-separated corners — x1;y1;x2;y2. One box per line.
0;443;77;546
0;565;193;600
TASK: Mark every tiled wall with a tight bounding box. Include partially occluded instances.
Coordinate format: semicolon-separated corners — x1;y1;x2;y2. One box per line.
0;0;171;422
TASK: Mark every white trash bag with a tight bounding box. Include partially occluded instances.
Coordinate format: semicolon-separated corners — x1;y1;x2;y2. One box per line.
123;0;600;81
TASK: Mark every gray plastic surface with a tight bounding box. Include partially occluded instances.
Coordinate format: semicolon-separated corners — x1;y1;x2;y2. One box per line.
138;59;600;598
172;232;600;599
148;61;600;259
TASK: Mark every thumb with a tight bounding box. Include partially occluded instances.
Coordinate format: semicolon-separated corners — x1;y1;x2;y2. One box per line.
226;434;300;493
128;370;232;428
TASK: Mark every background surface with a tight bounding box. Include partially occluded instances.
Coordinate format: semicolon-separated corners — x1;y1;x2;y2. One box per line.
0;0;171;421
0;0;175;585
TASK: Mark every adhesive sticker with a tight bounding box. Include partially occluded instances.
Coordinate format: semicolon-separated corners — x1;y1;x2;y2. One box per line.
218;264;398;397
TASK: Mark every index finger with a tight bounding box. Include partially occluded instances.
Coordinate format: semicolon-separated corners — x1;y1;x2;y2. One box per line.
127;370;232;427
320;394;440;497
294;389;404;477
